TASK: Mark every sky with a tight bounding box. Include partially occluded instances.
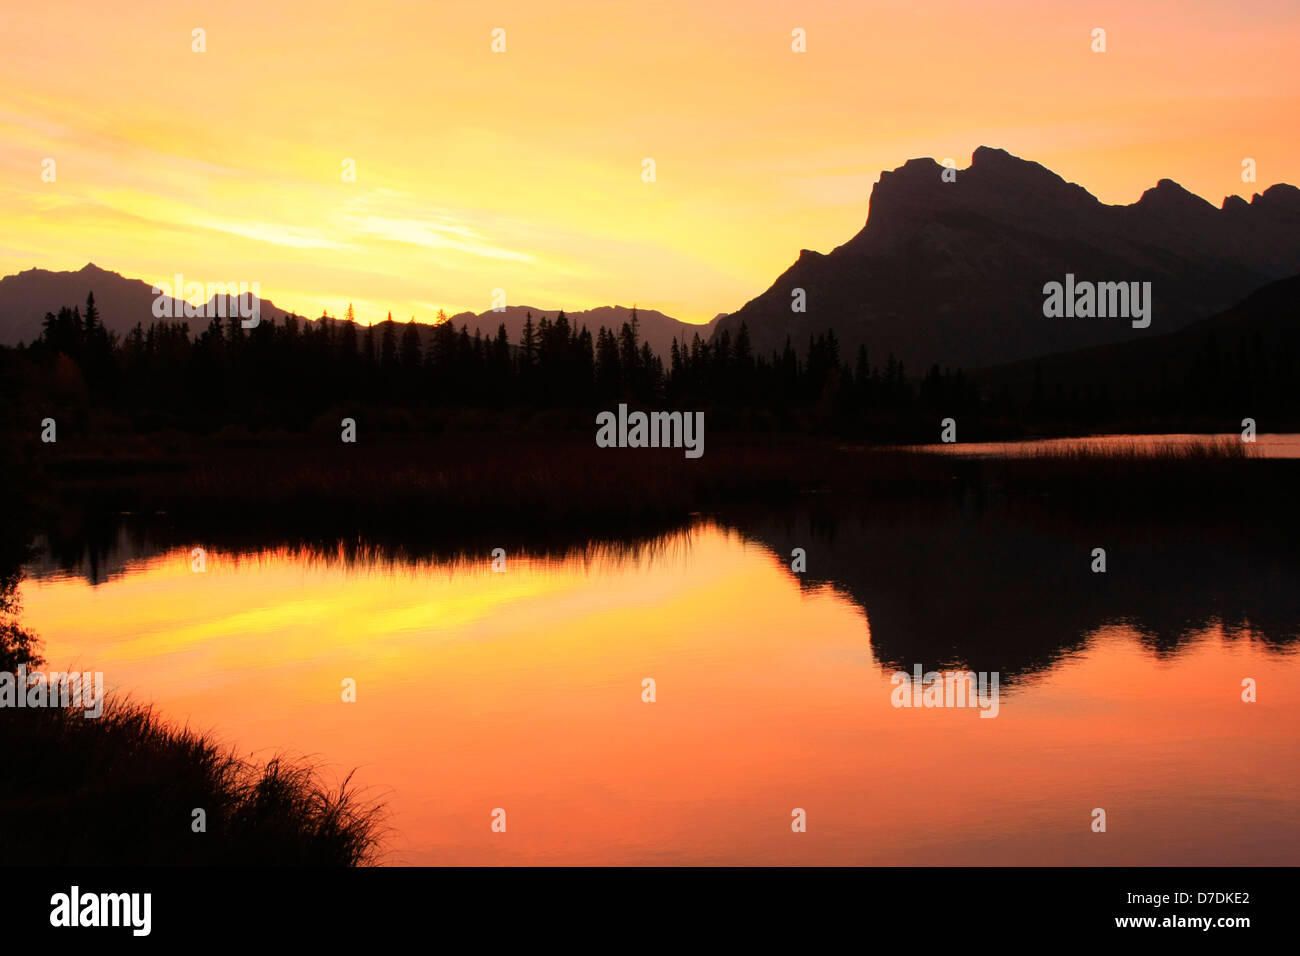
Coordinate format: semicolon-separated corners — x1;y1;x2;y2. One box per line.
2;0;1298;325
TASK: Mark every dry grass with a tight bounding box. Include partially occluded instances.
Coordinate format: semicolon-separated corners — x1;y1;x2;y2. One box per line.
1023;434;1250;462
0;693;385;866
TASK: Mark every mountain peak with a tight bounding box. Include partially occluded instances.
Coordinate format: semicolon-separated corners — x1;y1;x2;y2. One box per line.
970;145;1020;167
713;147;1300;373
896;156;944;172
850;147;1094;257
1135;178;1216;214
874;156;943;192
1253;183;1300;212
964;148;1087;204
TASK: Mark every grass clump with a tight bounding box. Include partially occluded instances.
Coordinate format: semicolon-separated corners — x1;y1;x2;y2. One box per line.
0;691;384;866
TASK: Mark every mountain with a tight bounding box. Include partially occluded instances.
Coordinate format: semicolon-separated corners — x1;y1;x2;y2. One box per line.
0;263;295;345
711;147;1300;371
0;264;712;357
446;305;715;358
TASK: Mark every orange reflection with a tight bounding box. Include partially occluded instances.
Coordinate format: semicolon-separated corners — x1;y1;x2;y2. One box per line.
19;524;1300;864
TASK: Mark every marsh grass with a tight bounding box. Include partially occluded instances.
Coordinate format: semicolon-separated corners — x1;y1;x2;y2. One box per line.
0;693;385;866
1022;434;1250;462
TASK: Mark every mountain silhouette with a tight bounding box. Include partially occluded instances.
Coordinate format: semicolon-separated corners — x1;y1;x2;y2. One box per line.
0;263;294;345
447;305;716;359
712;147;1300;370
977;272;1300;405
0;264;710;358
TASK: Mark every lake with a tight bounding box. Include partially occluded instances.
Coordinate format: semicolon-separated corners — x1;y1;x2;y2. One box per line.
18;495;1300;865
908;432;1300;458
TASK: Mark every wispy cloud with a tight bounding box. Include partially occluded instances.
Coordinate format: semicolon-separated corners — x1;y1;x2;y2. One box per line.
203;219;347;250
340;213;535;262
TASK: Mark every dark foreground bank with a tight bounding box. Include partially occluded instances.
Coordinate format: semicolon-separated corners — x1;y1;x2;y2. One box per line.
0;691;384;866
0;615;383;866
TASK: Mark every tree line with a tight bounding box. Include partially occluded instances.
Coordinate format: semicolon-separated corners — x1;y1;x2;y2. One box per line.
7;290;1287;437
8;293;978;434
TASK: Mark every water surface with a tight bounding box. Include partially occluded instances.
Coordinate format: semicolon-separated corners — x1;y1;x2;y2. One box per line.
909;432;1300;458
20;505;1299;865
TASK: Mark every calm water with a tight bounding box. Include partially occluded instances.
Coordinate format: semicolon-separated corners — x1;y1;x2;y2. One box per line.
910;432;1300;458
18;499;1300;865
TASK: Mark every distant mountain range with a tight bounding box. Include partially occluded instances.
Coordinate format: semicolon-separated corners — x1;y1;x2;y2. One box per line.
0;264;297;346
0;264;715;357
445;305;720;358
712;146;1300;370
5;147;1298;373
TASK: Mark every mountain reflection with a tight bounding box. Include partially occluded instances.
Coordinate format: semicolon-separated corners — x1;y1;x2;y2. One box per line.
28;495;1299;689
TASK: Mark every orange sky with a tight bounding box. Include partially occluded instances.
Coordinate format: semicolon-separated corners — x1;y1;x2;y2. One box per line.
2;0;1298;324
